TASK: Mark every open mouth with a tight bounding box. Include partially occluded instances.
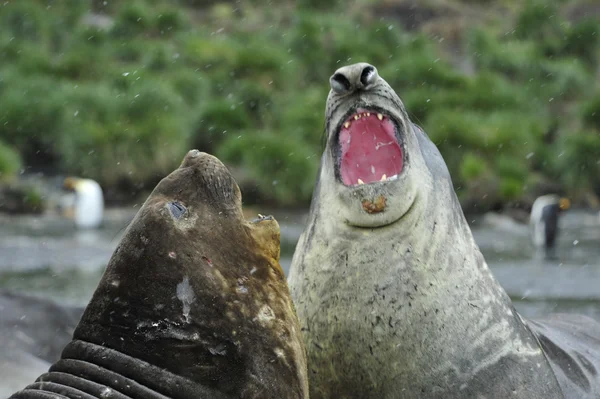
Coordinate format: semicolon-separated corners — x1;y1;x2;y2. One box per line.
337;108;404;186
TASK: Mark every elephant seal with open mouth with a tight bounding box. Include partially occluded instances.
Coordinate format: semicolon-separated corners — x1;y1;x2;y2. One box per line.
287;63;600;398
11;150;308;399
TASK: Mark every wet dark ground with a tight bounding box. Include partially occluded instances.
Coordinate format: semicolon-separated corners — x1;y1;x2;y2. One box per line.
1;208;599;320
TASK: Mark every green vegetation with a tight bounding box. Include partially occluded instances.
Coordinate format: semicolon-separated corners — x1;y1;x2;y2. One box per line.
0;0;599;210
0;182;45;214
0;140;22;181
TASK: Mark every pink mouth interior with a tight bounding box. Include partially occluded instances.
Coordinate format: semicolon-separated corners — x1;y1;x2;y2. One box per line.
339;109;403;186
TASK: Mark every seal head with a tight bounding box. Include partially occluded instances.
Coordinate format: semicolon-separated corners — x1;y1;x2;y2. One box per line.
11;150;308;399
289;63;600;398
322;62;428;228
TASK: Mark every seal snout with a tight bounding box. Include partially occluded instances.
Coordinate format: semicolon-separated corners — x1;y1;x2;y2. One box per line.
181;149;224;168
188;149;202;158
326;64;406;189
179;149;235;188
330;62;379;95
168;149;243;212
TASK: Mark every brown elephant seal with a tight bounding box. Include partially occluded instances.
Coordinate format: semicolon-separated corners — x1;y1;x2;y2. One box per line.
287;62;600;398
11;150;308;399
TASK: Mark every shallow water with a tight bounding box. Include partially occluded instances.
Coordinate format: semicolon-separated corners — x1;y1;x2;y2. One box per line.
0;208;599;321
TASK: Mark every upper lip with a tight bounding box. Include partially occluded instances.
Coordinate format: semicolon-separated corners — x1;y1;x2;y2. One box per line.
333;104;400;141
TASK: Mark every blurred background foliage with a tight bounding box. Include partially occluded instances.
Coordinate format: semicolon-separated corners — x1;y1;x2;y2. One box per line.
0;0;599;210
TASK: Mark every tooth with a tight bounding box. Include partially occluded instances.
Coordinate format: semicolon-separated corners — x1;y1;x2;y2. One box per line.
381;174;387;181
367;112;370;117
258;214;264;218
344;122;350;129
354;115;359;120
357;178;364;185
377;113;383;120
389;174;398;181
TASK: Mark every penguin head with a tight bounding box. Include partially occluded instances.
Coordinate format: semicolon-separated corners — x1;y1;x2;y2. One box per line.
63;177;80;192
559;197;570;212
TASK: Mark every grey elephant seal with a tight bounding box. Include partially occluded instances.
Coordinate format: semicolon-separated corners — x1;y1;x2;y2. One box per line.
287;62;600;398
11;150;308;399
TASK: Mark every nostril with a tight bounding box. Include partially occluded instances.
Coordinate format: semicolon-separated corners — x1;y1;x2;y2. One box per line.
253;214;274;223
360;65;377;87
330;73;351;94
188;149;201;158
168;201;187;219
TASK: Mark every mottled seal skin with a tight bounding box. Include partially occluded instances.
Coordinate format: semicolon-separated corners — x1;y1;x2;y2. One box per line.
287;63;600;398
11;150;308;399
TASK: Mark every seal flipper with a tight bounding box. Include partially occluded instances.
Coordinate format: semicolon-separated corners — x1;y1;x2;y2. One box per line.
528;314;600;399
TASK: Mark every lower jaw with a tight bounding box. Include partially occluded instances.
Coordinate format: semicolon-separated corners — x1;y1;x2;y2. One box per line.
342;196;413;229
336;142;405;187
330;178;419;229
345;214;403;229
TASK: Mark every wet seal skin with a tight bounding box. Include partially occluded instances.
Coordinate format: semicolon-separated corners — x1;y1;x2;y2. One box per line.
287;63;600;398
10;150;308;399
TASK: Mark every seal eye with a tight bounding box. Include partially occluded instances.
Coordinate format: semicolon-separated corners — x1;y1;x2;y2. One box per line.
168;201;187;219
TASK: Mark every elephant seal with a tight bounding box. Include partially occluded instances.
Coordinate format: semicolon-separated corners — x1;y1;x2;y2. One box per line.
529;194;570;259
11;150;308;399
287;62;600;398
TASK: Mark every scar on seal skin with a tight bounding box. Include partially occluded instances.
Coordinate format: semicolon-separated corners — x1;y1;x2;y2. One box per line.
361;195;386;214
10;150;309;399
288;62;600;399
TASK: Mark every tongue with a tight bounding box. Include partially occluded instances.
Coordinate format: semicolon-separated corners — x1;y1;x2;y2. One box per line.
339;114;403;186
